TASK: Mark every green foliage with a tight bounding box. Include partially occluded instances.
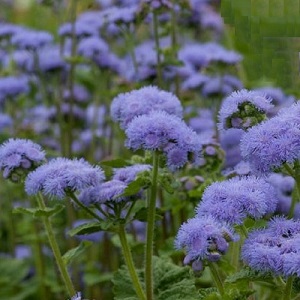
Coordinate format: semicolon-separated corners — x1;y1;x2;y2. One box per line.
62;241;92;266
12;204;64;218
112;256;199;300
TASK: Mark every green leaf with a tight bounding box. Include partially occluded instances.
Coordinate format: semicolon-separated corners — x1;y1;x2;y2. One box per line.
225;267;273;284
121;177;147;197
112;256;199;300
133;207;162;222
12;204;64;218
62;241;92;266
198;288;219;300
83;272;113;286
68;220;117;236
101;158;131;168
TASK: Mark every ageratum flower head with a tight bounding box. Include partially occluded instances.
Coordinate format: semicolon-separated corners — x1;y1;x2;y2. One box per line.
58;22;98;38
201;75;243;98
240;103;300;174
78;179;139;206
111;86;183;129
0;138;46;183
125;111;202;170
218;89;273;131
242;216;300;276
175;215;238;267
0;76;29;103
25;158;105;199
196;176;278;225
113;164;152;183
11;30;53;51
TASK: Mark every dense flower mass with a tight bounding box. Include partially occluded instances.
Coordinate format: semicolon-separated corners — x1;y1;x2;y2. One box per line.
240;102;300;174
125;110;202;169
242;217;300;276
0;138;46;182
218;89;273;131
196;176;278;225
110;86;183;129
0;76;29;103
112;164;152;183
25;158;105;199
175;215;238;267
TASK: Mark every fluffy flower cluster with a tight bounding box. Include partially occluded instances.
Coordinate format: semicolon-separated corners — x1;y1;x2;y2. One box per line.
79;164;151;206
111;86;183;129
0;76;29;103
125;111;202;170
242;217;300;276
0;138;46;182
78;180;128;205
218;89;273;131
196;176;278;225
25;158;105;199
175;215;238;269
240;102;300;174
112;164;152;183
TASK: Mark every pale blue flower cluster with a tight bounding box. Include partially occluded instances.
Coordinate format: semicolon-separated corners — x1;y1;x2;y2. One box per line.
25;158;105;199
125;111;202;169
175;215;238;269
196;176;278;225
241;102;300;174
242;217;300;276
218;89;273;131
0;138;46;182
111;85;183;129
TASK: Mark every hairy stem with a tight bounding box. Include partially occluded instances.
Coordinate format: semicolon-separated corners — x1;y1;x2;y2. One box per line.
145;151;160;300
36;193;76;297
118;224;146;300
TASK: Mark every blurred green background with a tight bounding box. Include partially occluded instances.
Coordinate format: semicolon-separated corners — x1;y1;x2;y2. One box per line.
221;0;300;94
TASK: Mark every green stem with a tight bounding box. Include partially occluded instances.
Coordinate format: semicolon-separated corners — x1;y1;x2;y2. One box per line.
208;262;225;296
36;193;76;297
152;11;163;88
145;151;160;300
118;225;146;300
284;276;294;300
68;192;103;222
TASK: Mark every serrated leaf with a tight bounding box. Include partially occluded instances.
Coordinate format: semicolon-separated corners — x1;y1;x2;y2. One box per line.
12;204;64;218
199;287;219;300
68;220;116;236
62;241;92;266
225;267;273;284
101;158;131;168
121;177;146;197
83;272;113;286
112;256;198;300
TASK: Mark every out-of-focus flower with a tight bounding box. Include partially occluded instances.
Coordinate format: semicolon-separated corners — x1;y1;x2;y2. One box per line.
0;138;46;182
0;76;29;103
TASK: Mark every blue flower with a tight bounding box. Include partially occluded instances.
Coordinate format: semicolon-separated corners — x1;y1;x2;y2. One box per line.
77;37;109;59
0;76;29;103
0;138;46;182
125;111;202;169
196;176;278;225
175;216;238;265
240;103;300;174
11;30;53;50
25;158;105;199
58;22;98;38
78;179;141;205
111;86;183;129
218;89;273;131
113;164;152;183
242;217;300;276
